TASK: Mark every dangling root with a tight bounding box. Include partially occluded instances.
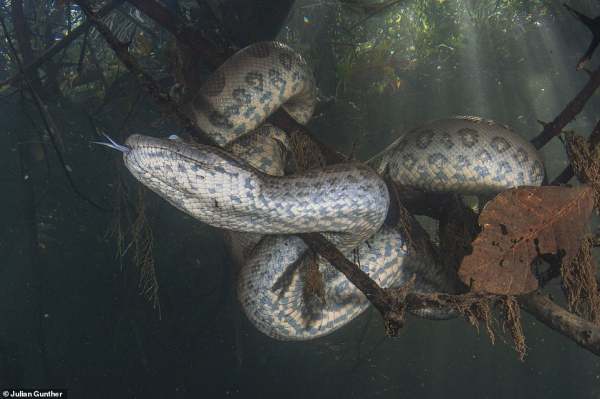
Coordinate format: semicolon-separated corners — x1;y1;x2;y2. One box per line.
500;296;526;361
109;175;160;313
463;296;527;360
464;299;495;345
131;184;159;311
561;235;600;325
565;131;600;210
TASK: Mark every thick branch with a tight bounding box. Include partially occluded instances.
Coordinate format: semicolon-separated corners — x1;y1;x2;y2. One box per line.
519;291;600;356
298;232;404;336
126;0;230;67
298;232;498;337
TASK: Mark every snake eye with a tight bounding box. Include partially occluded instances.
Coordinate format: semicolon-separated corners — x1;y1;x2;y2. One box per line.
168;135;180;140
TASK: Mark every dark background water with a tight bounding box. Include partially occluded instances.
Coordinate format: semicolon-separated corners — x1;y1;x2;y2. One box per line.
1;0;600;398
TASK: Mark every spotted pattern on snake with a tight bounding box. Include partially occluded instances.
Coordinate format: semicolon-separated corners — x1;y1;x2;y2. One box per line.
190;41;316;145
367;116;545;195
113;41;545;340
123;134;388;248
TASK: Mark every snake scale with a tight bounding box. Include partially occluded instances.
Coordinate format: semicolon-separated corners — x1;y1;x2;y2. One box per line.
103;41;545;340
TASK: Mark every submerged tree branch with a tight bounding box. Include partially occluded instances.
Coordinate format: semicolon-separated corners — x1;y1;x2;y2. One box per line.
529;63;600;150
299;232;405;336
519;291;600;356
298;232;501;337
126;0;231;67
74;0;218;147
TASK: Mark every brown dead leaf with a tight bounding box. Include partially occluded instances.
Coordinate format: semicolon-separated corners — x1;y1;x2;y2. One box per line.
458;185;596;295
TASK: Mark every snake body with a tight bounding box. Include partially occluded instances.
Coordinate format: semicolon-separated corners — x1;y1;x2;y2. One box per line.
113;42;545;340
123;134;388;248
367;116;545;195
190;41;316;145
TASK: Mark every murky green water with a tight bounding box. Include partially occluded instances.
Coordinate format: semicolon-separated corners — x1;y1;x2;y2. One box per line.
1;1;599;398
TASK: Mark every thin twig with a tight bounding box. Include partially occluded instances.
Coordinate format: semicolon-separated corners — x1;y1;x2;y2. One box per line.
74;0;218;146
530;59;600;150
